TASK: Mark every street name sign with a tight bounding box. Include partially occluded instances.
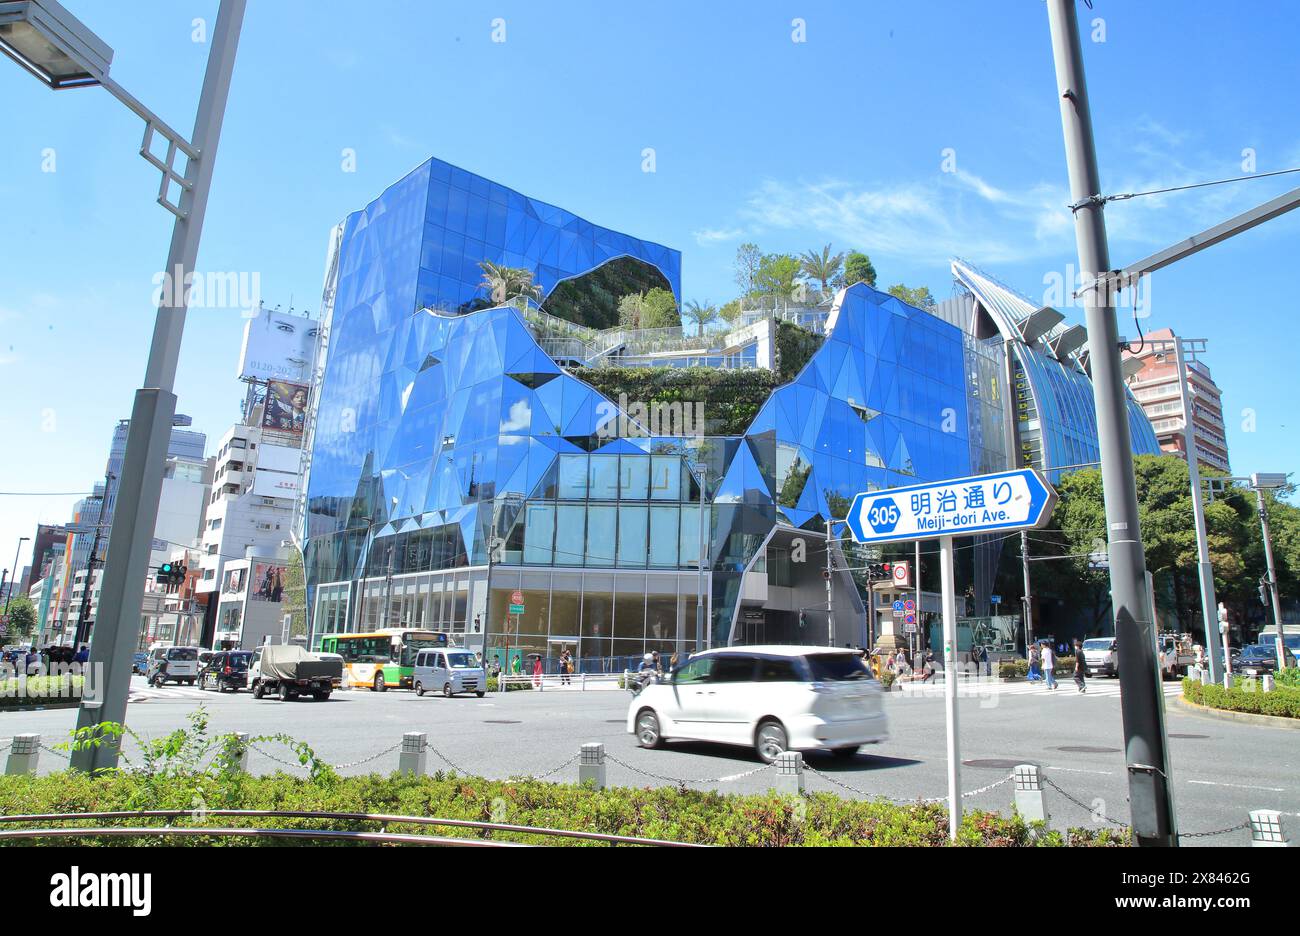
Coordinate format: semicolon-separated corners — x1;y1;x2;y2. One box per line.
845;469;1057;545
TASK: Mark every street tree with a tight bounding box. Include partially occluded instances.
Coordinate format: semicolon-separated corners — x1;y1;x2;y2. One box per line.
734;243;762;297
800;244;844;296
842;251;877;288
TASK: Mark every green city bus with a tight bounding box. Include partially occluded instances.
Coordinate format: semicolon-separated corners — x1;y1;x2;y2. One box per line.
319;629;451;691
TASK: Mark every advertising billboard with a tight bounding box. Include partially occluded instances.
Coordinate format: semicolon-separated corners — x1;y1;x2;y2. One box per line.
237;305;319;383
222;567;246;597
249;561;286;603
262;381;309;436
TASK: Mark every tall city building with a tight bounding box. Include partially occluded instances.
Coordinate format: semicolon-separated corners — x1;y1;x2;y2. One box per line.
1122;327;1230;472
300;157;1161;670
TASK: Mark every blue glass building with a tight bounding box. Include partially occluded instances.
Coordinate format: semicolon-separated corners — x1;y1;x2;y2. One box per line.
300;159;1158;669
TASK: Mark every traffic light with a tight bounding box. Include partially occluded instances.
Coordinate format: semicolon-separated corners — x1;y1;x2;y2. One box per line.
1259;579;1270;606
157;562;186;589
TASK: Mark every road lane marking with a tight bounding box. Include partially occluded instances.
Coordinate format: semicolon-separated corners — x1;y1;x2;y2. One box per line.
1187;779;1284;792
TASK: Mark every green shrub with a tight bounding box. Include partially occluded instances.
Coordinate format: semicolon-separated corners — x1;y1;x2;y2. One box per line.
775;321;824;383
1274;667;1300;690
0;770;1128;847
570;366;781;436
1182;676;1300;718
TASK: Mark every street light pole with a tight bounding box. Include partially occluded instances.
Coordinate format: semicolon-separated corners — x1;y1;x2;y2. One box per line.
695;463;708;652
1254;487;1287;669
4;537;30;616
1170;339;1223;681
1046;0;1176;846
71;0;246;773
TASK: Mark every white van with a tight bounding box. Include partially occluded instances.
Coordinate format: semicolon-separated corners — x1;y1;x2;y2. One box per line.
413;648;486;698
628;646;889;763
146;645;202;686
1080;637;1118;677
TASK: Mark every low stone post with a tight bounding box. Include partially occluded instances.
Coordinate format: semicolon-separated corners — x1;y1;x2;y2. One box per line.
1013;764;1048;824
579;742;606;789
4;734;40;776
774;751;804;796
398;731;427;776
1249;810;1289;847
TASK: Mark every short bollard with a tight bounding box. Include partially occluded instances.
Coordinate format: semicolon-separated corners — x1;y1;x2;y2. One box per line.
579;742;606;789
1261;675;1275;693
774;751;804;796
1223;672;1233;690
1199;667;1211;686
1249;810;1289;847
5;734;40;776
1013;764;1048;824
398;732;427;776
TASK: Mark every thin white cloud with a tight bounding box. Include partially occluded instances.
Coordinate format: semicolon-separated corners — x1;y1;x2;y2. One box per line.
707;126;1300;268
691;226;747;246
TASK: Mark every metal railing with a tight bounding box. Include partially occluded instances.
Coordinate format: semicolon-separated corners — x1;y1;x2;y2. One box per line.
0;809;706;847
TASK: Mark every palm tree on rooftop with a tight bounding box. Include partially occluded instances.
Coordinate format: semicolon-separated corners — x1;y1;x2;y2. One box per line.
800;244;844;297
684;299;719;337
479;260;543;306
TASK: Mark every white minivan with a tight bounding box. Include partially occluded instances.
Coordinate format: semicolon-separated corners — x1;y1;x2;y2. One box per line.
1081;637;1118;678
413;648;486;698
627;646;889;763
146;645;202;686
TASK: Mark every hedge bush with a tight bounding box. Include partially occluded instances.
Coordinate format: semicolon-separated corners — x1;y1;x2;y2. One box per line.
0;770;1128;847
1182;676;1300;718
571;366;780;436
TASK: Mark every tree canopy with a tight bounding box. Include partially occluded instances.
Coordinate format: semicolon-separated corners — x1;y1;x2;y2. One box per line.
887;283;936;310
843;251;877;288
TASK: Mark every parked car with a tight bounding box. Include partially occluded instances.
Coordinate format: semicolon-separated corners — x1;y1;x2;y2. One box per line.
1080;637;1118;678
627;646;889;764
198;650;252;692
413;648;486;698
1236;643;1297;676
132;651;149;675
146;645;202;686
249;644;342;701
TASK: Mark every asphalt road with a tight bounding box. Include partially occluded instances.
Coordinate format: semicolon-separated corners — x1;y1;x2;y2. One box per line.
5;675;1296;846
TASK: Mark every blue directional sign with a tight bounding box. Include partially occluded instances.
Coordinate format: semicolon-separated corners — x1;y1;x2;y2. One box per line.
892;600;905;613
845;469;1057;545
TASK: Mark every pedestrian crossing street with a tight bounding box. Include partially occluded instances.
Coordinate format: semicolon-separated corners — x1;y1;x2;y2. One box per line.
894;677;1184;700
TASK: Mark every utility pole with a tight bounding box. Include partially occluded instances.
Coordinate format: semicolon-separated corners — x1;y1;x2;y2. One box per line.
1046;0;1176;846
1020;531;1033;652
695;463;708;652
4;537;29;616
71;0;246;774
1171;338;1223;680
825;518;834;647
1255;487;1287;669
74;471;114;648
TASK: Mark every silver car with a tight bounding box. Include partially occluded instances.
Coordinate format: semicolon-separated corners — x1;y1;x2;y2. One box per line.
413;648;486;698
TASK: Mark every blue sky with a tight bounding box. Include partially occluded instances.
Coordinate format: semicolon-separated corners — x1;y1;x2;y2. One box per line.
2;0;1299;581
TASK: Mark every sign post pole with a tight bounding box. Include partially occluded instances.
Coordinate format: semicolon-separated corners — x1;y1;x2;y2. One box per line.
940;534;961;842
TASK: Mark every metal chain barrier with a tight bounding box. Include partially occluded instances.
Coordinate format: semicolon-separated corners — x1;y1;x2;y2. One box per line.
330;741;404;771
1042;777;1128;827
0;739;11;754
605;753;774;787
38;743;70;762
249;743;310;772
1179;821;1250;840
424;740;471;777
527;753;579;781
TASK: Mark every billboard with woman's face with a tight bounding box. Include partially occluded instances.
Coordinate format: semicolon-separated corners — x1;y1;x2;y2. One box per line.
262;381;309;436
238;306;319;383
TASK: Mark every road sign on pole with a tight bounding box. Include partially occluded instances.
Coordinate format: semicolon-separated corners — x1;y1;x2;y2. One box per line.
846;469;1057;545
841;468;1058;843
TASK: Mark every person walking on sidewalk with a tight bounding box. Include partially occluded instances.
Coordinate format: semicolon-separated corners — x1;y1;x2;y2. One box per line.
1041;642;1056;690
1028;643;1041;681
1073;640;1087;693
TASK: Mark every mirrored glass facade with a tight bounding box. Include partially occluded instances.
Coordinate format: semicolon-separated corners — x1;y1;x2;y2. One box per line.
301;160;1156;666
